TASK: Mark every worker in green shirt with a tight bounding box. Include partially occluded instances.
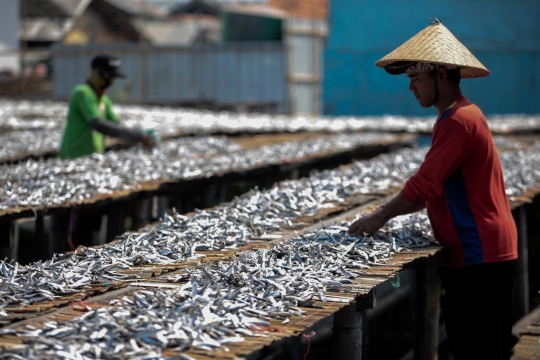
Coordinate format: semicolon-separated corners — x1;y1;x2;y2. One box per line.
51;54;156;256
59;54;155;159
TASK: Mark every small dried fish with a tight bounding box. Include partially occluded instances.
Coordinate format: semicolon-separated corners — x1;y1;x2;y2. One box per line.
0;212;433;359
0;138;536;315
0;129;62;161
0;132;396;210
0;98;538;135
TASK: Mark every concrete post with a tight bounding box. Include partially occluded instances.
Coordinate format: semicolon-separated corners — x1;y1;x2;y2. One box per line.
413;258;440;360
333;302;363;360
514;206;529;320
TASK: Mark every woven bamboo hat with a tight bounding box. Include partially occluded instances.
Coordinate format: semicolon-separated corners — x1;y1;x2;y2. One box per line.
375;18;490;78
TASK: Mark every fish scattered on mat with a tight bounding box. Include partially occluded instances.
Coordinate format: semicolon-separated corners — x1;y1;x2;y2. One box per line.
0;133;396;209
1;212;434;358
0;98;538;135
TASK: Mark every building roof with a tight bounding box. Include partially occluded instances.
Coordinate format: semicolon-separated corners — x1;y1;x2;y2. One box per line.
101;0;168;19
169;0;267;17
22;0;168;43
21;19;65;42
25;0;84;18
169;0;327;20
223;3;287;19
139;17;219;45
169;0;219;17
268;0;327;20
22;0;92;42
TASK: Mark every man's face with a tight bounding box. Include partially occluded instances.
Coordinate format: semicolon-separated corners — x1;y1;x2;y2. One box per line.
99;69;116;89
407;71;436;108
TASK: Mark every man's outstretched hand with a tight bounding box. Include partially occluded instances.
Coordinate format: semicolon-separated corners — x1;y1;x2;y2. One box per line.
141;133;157;149
348;193;425;236
348;210;387;235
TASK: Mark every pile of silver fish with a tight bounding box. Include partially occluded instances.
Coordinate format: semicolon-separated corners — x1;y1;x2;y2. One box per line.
0;146;430;313
0;136;537;356
0;98;538;135
0;129;63;162
158;136;241;157
0;132;396;210
0;97;537;164
0;99;66;130
315;137;540;198
0;136;240;183
0;138;536;311
0;130;242;163
499;141;540;196
0;212;433;359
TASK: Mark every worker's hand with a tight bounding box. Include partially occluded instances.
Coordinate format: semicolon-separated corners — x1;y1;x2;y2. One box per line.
141;133;157;149
348;210;387;235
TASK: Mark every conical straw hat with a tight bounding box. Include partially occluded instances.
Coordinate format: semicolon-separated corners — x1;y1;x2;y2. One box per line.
375;19;490;78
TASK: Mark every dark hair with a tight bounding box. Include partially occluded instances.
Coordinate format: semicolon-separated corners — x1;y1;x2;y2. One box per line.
429;67;461;84
446;68;461;84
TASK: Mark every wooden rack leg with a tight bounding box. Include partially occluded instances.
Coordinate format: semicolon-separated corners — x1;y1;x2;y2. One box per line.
203;183;218;208
414;258;440;360
334;302;363;360
150;196;166;221
0;220;19;262
218;180;230;203
106;205;126;242
157;196;168;220
132;198;151;231
34;211;44;260
12;221;19;262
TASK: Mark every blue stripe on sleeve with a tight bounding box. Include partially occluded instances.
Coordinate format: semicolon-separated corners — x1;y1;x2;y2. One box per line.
444;167;485;266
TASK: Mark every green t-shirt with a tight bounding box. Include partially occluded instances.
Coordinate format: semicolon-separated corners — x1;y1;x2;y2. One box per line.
59;83;119;159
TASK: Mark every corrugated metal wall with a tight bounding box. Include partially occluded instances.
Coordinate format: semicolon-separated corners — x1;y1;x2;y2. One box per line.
52;43;288;112
324;0;540;116
285;18;327;115
0;0;19;74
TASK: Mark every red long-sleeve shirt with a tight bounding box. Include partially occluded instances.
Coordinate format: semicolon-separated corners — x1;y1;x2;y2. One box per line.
402;96;517;269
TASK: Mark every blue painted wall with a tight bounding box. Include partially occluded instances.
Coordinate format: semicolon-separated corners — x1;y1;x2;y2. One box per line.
323;0;540;116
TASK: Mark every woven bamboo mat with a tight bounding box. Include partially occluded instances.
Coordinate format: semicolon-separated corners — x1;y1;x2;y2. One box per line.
513;320;540;360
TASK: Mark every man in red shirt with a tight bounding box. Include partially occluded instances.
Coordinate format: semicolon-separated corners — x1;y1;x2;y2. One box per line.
349;19;518;359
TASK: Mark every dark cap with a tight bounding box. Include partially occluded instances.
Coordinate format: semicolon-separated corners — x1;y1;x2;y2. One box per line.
91;54;126;78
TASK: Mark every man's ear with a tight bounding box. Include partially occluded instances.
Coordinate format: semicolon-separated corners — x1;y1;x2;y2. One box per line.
438;68;448;83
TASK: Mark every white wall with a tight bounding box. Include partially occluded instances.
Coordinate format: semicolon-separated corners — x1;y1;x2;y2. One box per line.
0;0;19;74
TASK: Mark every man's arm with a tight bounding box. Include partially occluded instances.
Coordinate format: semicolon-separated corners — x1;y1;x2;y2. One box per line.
89;117;142;142
348;114;475;236
89;118;157;148
348;192;425;235
74;87;155;147
104;96;120;123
